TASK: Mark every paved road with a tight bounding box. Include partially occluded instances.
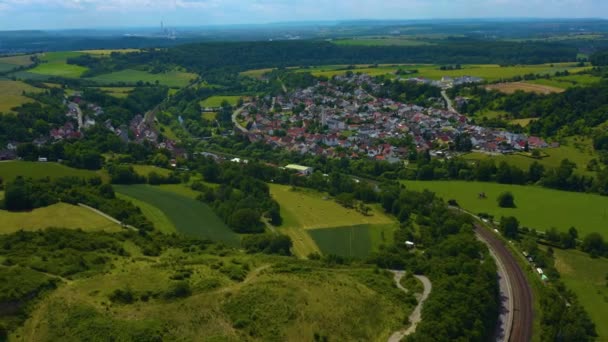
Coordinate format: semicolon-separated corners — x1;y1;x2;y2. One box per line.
388;271;432;342
232;105;250;133
441;90;456;113
475;225;533;342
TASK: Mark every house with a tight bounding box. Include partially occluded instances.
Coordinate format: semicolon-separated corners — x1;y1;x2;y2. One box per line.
38;157;48;162
285;164;313;176
405;241;415;249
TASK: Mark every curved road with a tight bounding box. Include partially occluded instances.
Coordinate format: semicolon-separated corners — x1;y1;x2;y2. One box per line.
388;271;432;342
475;225;533;342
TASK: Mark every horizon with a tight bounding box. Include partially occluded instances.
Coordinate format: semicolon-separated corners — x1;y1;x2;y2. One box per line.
1;0;607;30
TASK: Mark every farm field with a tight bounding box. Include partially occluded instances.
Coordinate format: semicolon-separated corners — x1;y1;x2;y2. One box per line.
78;49;140;55
0;54;35;72
200;95;242;108
94;87;134;98
528;74;601;89
486;82;564;94
0;203;122;234
269;184;396;258
29;51;88;78
552;249;608;340
402;180;608;238
13;251;409;342
116;193;176;234
87;69;196;88
0;80;43;113
0;161;107;181
131;164;172;177
114;185;240;246
333;37;434;46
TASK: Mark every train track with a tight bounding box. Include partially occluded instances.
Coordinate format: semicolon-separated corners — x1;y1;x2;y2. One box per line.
475;225;533;342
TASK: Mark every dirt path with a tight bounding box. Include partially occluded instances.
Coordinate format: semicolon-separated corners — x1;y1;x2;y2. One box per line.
388;271;432;342
77;203;138;231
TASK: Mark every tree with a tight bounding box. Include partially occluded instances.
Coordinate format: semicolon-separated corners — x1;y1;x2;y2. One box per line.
582;233;606;257
497;191;515;208
500;216;519;239
228;208;263;233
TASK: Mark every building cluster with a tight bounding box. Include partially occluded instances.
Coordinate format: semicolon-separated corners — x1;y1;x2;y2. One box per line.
238;74;552;162
405;75;484;89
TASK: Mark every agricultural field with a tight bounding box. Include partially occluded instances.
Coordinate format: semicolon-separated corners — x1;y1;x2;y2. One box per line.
0;161;107;181
78;49;140;55
509;118;535;127
528;74;602;89
116;193;176;234
28;51;88;78
486;82;564;94
333;37;435;46
552;249;608;340
12;247;411;342
0;203;122;234
0;54;35;72
94;87;134;98
402;180;608;239
269;184;397;258
0;80;43;113
114;184;240;246
240;67;275;79
202;112;217;121
200;95;242;108
87;69;196;88
131;165;172;177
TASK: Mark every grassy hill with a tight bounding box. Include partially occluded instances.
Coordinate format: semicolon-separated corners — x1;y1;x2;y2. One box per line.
0;80;43;114
403;180;608;238
0;161;107;182
87;69;196;88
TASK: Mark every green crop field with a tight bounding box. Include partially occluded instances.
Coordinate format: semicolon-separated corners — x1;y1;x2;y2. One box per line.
0;161;107;181
528;74;601;89
0;54;36;66
88;69;196;88
333;37;434;46
116;193;176;234
114;185;239;246
553;249;608;340
131;165;172;177
94;87;134;98
200;95;242;107
29;51;88;78
0;80;43;113
0;203;122;234
403;180;608;238
270;184;396;258
309;223;396;258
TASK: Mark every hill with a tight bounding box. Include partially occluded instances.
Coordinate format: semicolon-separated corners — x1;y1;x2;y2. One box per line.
0;162;107;182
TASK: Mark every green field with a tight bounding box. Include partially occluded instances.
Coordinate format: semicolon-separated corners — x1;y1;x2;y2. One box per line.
88;69;196;88
270;184;396;258
553;249;608;340
131;164;172;177
200;95;242;108
0;161;107;181
333;37;434;46
403;180;608;238
0;54;35;72
29;52;88;78
202;112;217;121
114;185;239;246
116;193;176;234
0;203;122;234
309;223;396;258
528;74;601;89
78;49;140;55
94;87;134;98
0;80;43;113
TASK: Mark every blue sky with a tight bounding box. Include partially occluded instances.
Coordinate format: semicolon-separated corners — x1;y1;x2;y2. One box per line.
0;0;606;30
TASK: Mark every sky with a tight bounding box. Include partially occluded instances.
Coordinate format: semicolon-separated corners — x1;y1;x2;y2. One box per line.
0;0;606;30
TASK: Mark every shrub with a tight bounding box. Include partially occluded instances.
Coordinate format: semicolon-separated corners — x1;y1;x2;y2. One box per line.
497;191;515;208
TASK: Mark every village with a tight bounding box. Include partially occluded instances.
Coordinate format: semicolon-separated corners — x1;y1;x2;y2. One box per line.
238;74;554;162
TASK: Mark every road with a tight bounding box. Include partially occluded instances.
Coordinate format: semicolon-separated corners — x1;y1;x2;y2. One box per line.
232;104;250;133
475;225;533;342
441;90;456;113
388;271;432;342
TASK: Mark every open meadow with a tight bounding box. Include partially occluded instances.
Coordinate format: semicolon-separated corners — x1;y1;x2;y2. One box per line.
403;180;608;238
200;95;242;108
94;87;134;98
114;184;240;246
0;161;107;181
552;249;608;340
486;82;564;94
269;184;397;258
87;69;196;88
0;54;35;72
28;52;88;78
0;80;43;113
0;203;122;234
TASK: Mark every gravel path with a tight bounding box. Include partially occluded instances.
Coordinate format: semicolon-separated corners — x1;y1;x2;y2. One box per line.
388;271;432;342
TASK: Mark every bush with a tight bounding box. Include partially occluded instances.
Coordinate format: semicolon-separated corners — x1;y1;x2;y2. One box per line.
497;191;516;208
164;281;191;299
109;288;135;304
242;234;293;256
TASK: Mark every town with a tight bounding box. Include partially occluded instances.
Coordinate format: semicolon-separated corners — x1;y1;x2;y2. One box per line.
238;74;553;162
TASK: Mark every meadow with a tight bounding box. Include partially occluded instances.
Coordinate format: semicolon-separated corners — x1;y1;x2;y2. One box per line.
486;82;564;94
88;69;196;88
29;51;88;78
200;95;242;108
0;54;35;72
402;180;608;238
0;203;122;234
552;249;608;340
0;80;43;113
131;164;173;177
116;193;176;234
0;161;107;181
77;49;140;55
269;184;397;258
114;184;240;246
94;87;134;98
528;74;601;89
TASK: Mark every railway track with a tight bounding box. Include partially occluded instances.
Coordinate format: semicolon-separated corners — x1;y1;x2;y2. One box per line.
475;225;533;342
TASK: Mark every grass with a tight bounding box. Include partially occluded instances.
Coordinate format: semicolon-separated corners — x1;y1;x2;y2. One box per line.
403;180;608;238
509;118;535;127
309;223;397;258
200;95;242;108
528;74;602;89
87;69;196;88
0;80;43;113
486;82;564;94
94;87;134;98
78;49;140;55
0;203;122;234
116;193;176;234
0;161;108;181
202;112;217;121
29;52;88;78
131;165;172;177
552;249;608;340
239;68;274;78
0;54;36;66
114;185;240;246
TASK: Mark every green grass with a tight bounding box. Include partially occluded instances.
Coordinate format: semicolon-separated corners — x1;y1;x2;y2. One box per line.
116;193;176;234
553;249;608;340
202;112;217;121
94;87;134;98
29;52;88;78
114;185;239;246
528;74;601;89
0;54;36;66
0;80;43;113
87;69;196;88
131;165;172;177
309;223;396;258
403;180;608;238
0;203;122;234
333;37;434;46
78;49;140;55
0;161;107;181
200;95;242;108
